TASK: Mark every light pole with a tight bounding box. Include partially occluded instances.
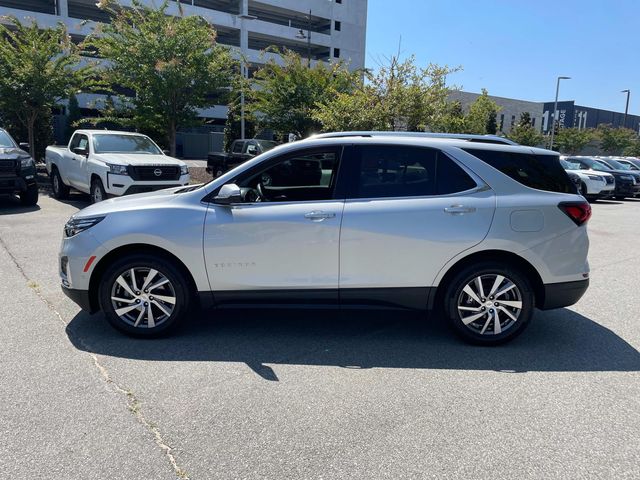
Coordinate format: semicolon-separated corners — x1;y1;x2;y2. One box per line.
238;11;257;140
549;76;571;151
295;10;312;67
622;89;631;129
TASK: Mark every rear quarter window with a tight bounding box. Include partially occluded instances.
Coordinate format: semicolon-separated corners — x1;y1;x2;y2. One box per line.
463;148;575;194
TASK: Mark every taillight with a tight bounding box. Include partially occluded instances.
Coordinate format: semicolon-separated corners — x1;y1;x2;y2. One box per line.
558;201;592;226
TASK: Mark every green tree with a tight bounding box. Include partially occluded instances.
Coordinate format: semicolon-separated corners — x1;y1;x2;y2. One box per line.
554;128;595;154
87;0;235;155
250;49;358;138
313;54;460;133
623;140;640;157
431;101;467;133
0;17;89;159
486;111;498;134
508;112;544;146
596;124;638;155
64;93;82;143
464;89;500;134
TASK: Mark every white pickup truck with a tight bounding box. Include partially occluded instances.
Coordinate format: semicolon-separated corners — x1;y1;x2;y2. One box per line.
45;129;190;203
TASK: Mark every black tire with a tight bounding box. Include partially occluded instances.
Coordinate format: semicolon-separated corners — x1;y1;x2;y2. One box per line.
98;254;192;337
19;183;39;206
443;261;534;345
579;182;588;197
51;167;70;199
615;195;626;200
90;177;107;204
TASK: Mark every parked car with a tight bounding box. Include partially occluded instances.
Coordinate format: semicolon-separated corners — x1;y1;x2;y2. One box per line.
45;130;190;203
605;157;640;171
207;139;278;177
59;133;590;345
560;158;615;200
0;128;38;206
563;156;640;200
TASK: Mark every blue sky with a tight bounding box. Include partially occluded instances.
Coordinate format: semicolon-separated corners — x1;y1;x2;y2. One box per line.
365;0;639;113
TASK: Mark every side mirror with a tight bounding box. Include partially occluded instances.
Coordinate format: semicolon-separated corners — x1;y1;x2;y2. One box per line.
72;147;88;157
213;183;242;205
19;142;29;150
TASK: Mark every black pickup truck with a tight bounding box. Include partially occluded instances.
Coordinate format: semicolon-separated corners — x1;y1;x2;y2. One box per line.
0;128;38;206
207;139;278;177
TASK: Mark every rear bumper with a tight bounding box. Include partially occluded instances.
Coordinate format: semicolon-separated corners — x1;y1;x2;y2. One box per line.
61;286;95;313
540;279;589;310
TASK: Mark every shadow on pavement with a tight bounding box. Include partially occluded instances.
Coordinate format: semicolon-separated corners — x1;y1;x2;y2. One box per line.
0;196;41;214
66;306;640;381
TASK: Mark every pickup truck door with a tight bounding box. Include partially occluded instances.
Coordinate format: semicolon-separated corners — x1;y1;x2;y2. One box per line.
67;133;90;192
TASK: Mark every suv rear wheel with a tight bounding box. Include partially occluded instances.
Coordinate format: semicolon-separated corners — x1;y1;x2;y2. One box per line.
444;262;534;345
98;254;192;337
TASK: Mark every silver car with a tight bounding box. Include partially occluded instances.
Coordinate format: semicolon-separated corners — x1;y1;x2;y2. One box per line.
59;134;590;344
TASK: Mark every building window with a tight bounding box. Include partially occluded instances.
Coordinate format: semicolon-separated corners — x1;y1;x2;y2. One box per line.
511;115;516;128
334;20;341;31
333;48;341;58
336;0;342;3
531;117;536;127
499;114;504;131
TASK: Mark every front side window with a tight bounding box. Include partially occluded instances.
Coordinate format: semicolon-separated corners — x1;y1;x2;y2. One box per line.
350;145;476;199
236;150;340;202
463;148;574;193
93;134;161;154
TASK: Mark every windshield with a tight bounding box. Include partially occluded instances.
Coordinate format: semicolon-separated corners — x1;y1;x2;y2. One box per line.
93;134;162;155
604;158;630;169
0;130;17;148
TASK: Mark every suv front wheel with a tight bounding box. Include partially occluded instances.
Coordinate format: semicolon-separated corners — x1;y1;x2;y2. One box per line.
98;254;192;337
444;262;534;345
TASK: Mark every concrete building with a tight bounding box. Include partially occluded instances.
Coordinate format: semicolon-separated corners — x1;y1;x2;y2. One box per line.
450;90;640;135
0;0;368;155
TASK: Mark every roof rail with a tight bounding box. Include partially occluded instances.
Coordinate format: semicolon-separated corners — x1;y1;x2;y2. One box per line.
309;131;518;145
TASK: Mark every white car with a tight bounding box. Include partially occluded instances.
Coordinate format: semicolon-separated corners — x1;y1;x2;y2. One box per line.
560;158;615;200
46;130;190;203
59;134;590;345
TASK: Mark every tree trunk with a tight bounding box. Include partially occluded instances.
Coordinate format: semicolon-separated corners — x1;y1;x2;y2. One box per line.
27;113;36;161
169;120;177;157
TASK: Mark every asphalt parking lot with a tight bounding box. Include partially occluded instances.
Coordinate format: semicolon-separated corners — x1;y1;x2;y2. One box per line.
1;193;639;479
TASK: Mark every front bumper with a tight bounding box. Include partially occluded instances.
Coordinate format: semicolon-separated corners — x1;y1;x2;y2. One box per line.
540;279;589;310
61;285;95;313
0;172;36;194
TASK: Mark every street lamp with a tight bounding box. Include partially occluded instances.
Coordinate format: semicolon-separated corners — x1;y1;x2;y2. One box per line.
549;76;571;151
237;12;257;140
622;89;631;129
295;10;312;67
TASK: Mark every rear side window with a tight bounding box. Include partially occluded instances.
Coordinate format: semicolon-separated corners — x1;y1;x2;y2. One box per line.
463;149;574;193
232;142;244;153
350;145;477;198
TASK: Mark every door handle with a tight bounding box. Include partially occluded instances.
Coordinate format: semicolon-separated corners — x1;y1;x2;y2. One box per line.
304;211;336;221
444;205;476;215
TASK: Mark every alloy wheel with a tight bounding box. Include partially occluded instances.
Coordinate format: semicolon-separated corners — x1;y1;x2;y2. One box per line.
93;185;103;203
457;274;522;336
110;267;176;328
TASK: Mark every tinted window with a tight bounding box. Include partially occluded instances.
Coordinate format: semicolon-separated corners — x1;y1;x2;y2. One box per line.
437;156;477;194
70;134;89;152
463;148;574;193
232;141;244;153
350;146;477;198
354;146;436;198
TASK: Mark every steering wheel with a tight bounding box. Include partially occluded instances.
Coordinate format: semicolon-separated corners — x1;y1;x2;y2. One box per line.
256;182;267;202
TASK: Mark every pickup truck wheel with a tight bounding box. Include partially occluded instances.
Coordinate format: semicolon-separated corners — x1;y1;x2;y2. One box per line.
98;254;191;337
90;178;107;204
51;168;69;199
20;183;39;206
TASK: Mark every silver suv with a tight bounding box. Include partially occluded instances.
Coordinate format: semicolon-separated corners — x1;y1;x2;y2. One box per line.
59;135;590;344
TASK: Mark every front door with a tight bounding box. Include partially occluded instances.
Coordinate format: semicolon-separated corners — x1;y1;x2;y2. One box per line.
203;147;345;304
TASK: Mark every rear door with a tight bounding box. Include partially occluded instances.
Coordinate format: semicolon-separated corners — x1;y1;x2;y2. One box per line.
339;144;495;305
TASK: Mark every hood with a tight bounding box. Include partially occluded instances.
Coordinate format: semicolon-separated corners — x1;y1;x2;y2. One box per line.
92;153;185;167
0;146;29;159
74;185;186;218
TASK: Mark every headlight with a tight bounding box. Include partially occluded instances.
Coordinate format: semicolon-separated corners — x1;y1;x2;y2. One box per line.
586;174;603;181
107;163;129;175
20;156;34;168
180;165;189;175
64;216;105;238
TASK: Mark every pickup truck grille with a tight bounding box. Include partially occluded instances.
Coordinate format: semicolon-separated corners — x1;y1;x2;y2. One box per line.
128;165;181;181
0;159;18;176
